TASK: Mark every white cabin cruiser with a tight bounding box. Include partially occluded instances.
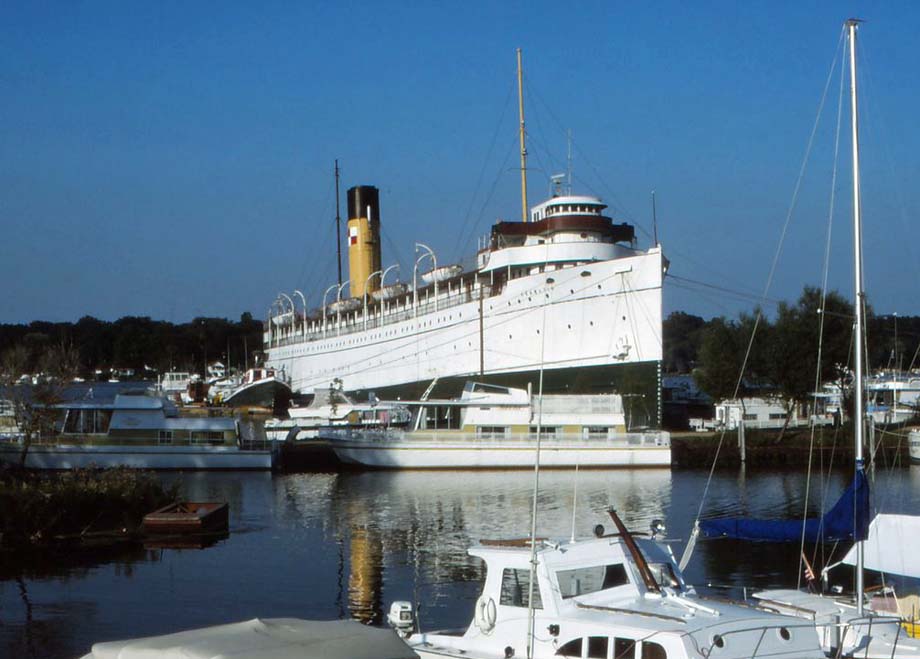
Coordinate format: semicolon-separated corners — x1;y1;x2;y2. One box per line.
909;429;920;464
0;392;274;470
321;382;670;469
216;367;292;408
389;510;824;659
265;386;411;442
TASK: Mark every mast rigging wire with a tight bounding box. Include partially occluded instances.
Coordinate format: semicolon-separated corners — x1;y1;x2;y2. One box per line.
799;33;847;588
690;25;848;534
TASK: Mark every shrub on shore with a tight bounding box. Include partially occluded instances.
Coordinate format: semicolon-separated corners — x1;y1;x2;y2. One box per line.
0;467;178;547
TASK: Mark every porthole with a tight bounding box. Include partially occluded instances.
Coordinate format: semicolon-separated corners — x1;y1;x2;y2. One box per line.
546;277;555;284
712;635;725;649
580;271;591;277
778;628;791;641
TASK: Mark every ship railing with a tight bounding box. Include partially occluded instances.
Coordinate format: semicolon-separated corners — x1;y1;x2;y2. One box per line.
323;428;670;446
271;285;496;346
670;614;906;659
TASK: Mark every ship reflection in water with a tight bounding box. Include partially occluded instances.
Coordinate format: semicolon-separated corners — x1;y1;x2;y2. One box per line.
322;469;673;625
3;467;920;659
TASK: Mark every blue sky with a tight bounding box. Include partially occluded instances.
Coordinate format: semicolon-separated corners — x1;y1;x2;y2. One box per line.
2;1;918;324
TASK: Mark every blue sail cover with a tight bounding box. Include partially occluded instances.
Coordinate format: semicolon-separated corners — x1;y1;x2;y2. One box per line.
700;469;870;543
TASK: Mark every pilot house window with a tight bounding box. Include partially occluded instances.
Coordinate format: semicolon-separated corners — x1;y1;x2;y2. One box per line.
499;568;542;609
556;563;629;599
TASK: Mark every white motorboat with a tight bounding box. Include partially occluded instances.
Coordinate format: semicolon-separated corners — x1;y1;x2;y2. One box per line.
157;371;196;398
321;381;670;469
265;387;411;442
0;392;274;470
909;428;920;464
866;372;920;426
388;510;824;659
80;618;418;659
216;367;292;408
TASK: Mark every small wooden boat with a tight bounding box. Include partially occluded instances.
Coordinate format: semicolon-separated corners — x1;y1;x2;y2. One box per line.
143;501;229;535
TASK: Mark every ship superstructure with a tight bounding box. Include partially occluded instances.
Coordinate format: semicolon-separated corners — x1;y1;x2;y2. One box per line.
265;185;666;408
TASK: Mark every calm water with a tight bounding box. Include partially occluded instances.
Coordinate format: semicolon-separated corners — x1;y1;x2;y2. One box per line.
3;465;920;658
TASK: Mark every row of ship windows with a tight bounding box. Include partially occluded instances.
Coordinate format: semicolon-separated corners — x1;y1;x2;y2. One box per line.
285;278;615;355
288;316;624;357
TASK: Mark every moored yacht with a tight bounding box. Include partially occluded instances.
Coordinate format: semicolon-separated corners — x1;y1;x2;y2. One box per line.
388;511;825;659
0;392;275;470
214;366;292;409
320;381;670;469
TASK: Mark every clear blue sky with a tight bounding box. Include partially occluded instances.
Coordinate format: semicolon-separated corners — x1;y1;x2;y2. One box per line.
2;1;918;324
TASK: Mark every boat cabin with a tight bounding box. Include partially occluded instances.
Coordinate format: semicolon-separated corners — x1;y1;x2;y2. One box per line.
405;528;825;659
406;382;627;438
55;394;238;447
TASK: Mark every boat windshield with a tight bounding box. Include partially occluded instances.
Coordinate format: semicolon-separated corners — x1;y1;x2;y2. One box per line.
647;562;681;590
62;408;112;434
556;563;629;599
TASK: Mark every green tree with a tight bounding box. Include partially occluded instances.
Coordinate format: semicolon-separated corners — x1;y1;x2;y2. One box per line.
663;311;706;373
767;286;853;411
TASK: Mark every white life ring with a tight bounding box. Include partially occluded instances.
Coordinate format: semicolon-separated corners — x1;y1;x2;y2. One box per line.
474;595;497;633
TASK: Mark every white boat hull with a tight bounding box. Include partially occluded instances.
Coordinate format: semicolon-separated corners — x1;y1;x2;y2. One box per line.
0;443;274;470
266;249;664;396
326;432;671;469
221;377;291;408
909;429;920;464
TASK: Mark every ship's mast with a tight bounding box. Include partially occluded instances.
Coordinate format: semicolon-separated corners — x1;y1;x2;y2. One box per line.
335;159;343;286
847;17;866;616
517;48;529;223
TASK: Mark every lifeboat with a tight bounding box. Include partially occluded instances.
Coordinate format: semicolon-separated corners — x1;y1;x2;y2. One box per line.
420;264;462;285
371;283;409;302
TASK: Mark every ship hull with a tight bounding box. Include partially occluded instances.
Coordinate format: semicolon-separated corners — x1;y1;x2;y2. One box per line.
0;443;274;470
327;433;671;469
266;249;664;402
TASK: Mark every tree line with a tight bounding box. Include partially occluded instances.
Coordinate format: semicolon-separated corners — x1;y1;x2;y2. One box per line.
664;286;920;408
0;313;264;380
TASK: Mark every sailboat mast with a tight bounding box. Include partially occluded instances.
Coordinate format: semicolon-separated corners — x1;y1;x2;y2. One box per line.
847;17;866;616
335;159;343;287
517;48;529;223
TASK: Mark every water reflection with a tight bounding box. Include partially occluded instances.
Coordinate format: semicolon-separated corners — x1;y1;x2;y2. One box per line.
2;466;919;658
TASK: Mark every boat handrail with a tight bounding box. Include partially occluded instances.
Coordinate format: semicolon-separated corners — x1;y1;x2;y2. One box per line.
324;428;670;446
574;602;687;624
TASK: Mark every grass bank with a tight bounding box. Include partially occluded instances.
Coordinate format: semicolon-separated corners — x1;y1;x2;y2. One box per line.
0;467;177;549
671;425;911;468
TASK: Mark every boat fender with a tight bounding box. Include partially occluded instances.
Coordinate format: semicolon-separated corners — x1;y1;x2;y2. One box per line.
474;595;497;633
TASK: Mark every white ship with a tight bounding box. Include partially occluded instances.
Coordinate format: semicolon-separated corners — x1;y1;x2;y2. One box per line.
322;381;670;469
265;54;666;408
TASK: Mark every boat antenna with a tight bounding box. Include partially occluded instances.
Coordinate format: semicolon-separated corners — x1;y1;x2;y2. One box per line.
846;17;867;616
570;453;580;543
652;190;659;247
335;159;343;286
517;48;529;223
566;128;573;195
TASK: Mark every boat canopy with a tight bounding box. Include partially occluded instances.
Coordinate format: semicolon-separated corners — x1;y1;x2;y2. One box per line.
840;513;920;578
83;618;419;659
700;469;870;543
